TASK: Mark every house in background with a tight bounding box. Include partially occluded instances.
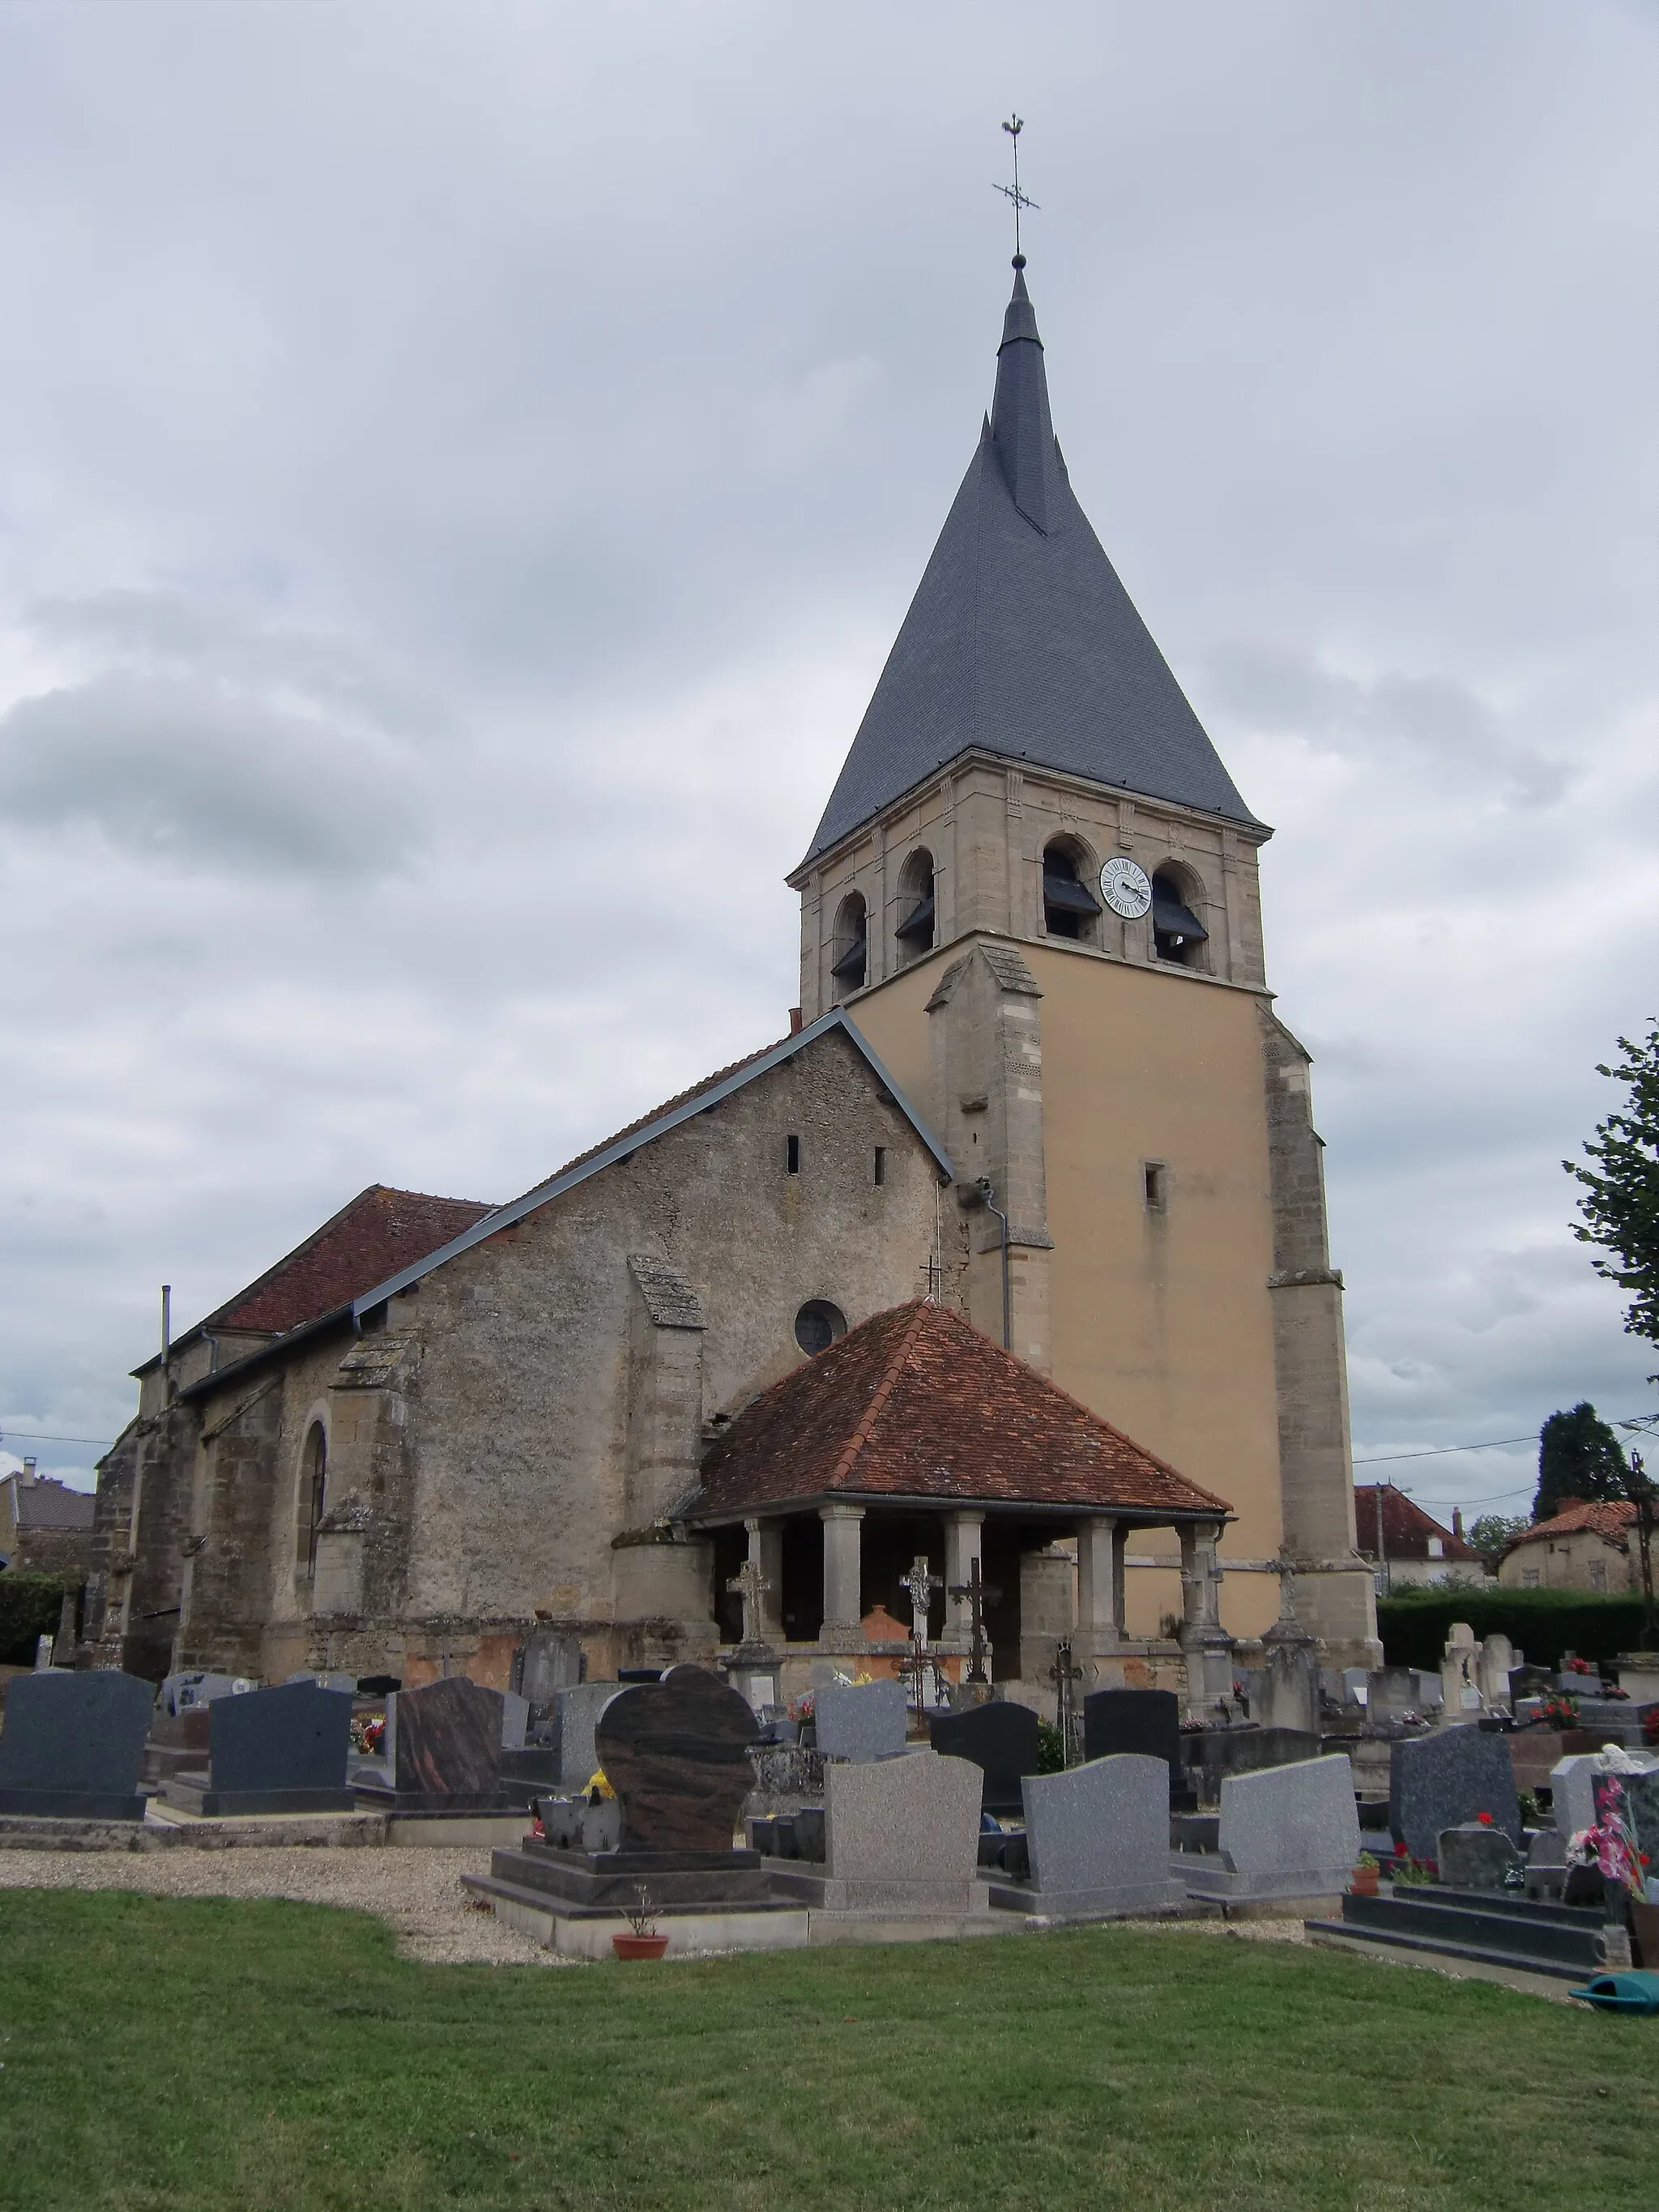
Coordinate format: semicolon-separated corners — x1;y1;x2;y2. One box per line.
0;1464;96;1577
1353;1482;1488;1591
1498;1501;1639;1593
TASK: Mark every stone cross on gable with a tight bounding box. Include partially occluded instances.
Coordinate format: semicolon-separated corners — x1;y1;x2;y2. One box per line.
726;1558;771;1647
947;1557;1000;1686
900;1555;943;1651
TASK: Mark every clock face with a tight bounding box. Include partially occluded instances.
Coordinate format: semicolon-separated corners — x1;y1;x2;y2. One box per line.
1099;856;1153;919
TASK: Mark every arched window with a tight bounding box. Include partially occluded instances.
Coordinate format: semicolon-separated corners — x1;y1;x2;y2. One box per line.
1042;840;1102;943
300;1421;327;1579
1151;866;1209;967
830;890;868;995
895;848;935;962
795;1300;847;1356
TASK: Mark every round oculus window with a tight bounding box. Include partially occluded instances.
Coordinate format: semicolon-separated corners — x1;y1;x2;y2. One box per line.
794;1300;847;1356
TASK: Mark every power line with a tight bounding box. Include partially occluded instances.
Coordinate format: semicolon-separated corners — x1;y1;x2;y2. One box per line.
0;1430;115;1448
1354;1411;1657;1468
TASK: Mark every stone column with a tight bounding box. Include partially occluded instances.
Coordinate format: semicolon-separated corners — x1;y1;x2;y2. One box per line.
819;1504;866;1642
1075;1515;1121;1671
745;1517;786;1646
943;1511;984;1639
1178;1519;1232;1718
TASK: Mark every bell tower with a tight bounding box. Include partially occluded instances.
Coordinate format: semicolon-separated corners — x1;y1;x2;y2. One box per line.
788;258;1378;1663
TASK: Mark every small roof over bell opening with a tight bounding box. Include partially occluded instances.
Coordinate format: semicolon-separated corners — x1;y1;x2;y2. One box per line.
1151;885;1207;944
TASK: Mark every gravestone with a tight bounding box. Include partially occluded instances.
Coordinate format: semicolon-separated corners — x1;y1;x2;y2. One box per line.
1592;1763;1659;1861
0;1670;154;1819
159;1672;247;1717
1525;1826;1568;1901
1007;1754;1186;1919
1179;1754;1361;1903
814;1679;907;1763
1478;1634;1516;1711
554;1681;622;1789
515;1630;584;1708
356;1675;510;1810
1390;1724;1520;1862
595;1664;757;1852
928;1700;1041;1816
500;1691;531;1751
1085;1688;1198;1811
163;1681;355;1816
1438;1821;1522;1891
1439;1623;1486;1723
1181;1726;1321;1807
284;1670;354;1694
818;1748;985;1914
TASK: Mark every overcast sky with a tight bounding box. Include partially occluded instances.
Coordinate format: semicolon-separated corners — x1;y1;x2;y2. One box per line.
2;2;1654;1525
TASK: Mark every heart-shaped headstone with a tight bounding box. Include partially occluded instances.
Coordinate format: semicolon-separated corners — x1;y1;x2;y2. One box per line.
594;1664;758;1852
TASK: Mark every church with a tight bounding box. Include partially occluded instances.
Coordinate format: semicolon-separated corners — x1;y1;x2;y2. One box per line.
86;256;1378;1705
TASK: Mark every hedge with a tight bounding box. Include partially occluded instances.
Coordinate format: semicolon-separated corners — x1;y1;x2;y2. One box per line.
1377;1587;1656;1673
0;1572;75;1666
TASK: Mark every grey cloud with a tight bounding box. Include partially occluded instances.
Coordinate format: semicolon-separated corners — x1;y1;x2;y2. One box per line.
0;675;422;876
1202;641;1568;804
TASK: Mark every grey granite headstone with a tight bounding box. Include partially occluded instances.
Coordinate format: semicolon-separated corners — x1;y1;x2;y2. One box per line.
814;1680;907;1763
164;1681;355;1815
554;1681;622;1788
160;1672;247;1717
0;1670;155;1818
1438;1821;1522;1890
1525;1826;1568;1900
1012;1754;1186;1919
284;1671;354;1694
1550;1752;1605;1839
820;1748;985;1914
1593;1764;1659;1860
1179;1754;1360;1902
516;1630;584;1707
500;1691;530;1750
1390;1724;1520;1862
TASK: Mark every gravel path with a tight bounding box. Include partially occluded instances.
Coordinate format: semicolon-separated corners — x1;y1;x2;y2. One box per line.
0;1845;574;1967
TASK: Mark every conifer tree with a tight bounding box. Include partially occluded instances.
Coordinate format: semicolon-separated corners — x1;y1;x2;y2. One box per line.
1533;1402;1627;1523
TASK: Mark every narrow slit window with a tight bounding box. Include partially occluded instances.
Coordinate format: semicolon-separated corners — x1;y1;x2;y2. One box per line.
872;1146;886;1187
1143;1161;1168;1213
786;1133;801;1176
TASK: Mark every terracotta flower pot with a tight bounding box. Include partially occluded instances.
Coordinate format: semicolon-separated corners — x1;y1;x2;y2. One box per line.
1349;1869;1380;1898
612;1932;669;1961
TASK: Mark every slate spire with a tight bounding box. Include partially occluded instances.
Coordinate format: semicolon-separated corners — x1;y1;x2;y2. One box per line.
801;262;1260;865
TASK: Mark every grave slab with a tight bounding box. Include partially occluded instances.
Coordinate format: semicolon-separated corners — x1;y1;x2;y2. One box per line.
994;1754;1185;1920
1179;1753;1360;1902
927;1701;1040;1816
1390;1724;1520;1863
813;1680;908;1763
595;1665;758;1853
1438;1822;1522;1891
162;1681;355;1816
813;1747;986;1914
0;1671;154;1819
354;1676;512;1812
553;1681;624;1788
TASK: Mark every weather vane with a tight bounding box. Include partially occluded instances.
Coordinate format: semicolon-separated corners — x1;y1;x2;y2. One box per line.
994;114;1038;264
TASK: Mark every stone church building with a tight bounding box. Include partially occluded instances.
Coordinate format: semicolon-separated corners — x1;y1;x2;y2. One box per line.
87;258;1377;1702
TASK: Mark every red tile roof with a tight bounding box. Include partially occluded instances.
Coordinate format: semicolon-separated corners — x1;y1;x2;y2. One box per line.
1505;1500;1636;1552
689;1300;1231;1520
6;1475;96;1531
207;1185;497;1335
1353;1484;1483;1566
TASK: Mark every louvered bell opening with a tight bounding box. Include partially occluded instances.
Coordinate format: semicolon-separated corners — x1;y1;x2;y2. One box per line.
1043;873;1102;917
895;893;936;945
1152;889;1207;944
830;931;868;982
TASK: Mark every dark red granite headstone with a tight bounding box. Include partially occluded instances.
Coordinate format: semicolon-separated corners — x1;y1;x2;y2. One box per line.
595;1665;758;1852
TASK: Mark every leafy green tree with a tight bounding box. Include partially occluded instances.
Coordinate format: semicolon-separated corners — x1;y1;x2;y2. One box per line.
1565;1021;1659;1362
1466;1514;1528;1567
1533;1402;1627;1522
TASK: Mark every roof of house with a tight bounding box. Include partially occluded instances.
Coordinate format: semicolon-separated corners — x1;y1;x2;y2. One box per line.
686;1299;1231;1522
800;262;1260;867
178;1010;953;1401
4;1474;96;1531
1504;1500;1636;1553
1353;1484;1484;1566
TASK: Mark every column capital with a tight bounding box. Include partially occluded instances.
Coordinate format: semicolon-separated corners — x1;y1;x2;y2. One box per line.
819;1502;867;1524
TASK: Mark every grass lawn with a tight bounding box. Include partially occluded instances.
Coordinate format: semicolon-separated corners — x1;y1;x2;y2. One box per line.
2;1893;1655;2211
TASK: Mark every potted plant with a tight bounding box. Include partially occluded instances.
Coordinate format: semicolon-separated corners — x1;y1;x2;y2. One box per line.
788;1692;816;1749
1350;1852;1380;1898
612;1885;668;1962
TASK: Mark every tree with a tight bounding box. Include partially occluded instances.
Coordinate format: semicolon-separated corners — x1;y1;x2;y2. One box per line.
1466;1514;1528;1568
1565;1021;1659;1362
1624;1451;1657;1642
1533;1402;1627;1523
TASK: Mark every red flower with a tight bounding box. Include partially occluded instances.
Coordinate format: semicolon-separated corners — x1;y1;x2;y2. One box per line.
1478;1811;1493;1825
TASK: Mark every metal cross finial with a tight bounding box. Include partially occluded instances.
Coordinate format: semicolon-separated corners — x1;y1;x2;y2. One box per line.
947;1556;1000;1686
995;114;1039;262
726;1558;772;1647
899;1555;944;1651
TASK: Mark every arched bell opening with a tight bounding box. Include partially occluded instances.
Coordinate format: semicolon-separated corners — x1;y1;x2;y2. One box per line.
1151;864;1209;969
829;890;868;997
894;848;936;965
1042;838;1102;944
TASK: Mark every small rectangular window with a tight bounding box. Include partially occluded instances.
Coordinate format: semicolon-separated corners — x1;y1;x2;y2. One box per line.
872;1146;886;1187
785;1133;800;1176
1142;1161;1168;1213
1522;1568;1540;1588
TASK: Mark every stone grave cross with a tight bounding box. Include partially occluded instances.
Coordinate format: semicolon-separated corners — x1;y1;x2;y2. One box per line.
900;1556;944;1651
947;1556;1000;1685
726;1558;772;1648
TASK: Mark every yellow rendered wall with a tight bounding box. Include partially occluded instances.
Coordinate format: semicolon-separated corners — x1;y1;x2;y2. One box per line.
849;939;1286;1642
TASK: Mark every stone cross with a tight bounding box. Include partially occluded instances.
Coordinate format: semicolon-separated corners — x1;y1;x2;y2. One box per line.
899;1556;943;1651
947;1557;1000;1686
726;1558;772;1647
